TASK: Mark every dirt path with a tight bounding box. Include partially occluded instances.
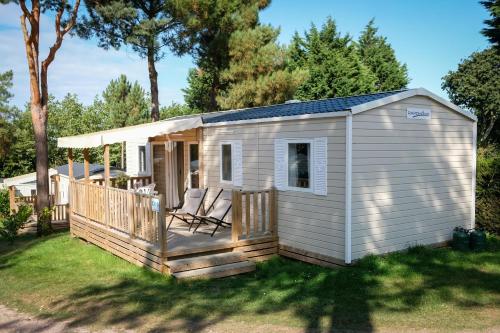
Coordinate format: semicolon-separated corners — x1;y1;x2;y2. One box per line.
0;304;302;333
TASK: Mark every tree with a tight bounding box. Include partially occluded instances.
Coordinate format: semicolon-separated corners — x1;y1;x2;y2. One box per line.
217;25;307;109
0;70;20;159
172;0;270;111
1;0;80;234
159;102;197;120
442;47;499;145
100;75;149;167
182;68;214;112
76;0;177;121
290;18;377;100
358;19;409;91
101;75;149;128
480;0;500;48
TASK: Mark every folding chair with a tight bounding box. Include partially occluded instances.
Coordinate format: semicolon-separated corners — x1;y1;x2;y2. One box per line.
192;190;232;237
166;188;208;231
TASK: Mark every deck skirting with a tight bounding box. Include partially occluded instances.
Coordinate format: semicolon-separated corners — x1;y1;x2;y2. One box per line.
70;215;279;275
71;215;164;273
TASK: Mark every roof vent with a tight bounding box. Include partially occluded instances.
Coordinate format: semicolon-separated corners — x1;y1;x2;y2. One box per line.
285;99;301;104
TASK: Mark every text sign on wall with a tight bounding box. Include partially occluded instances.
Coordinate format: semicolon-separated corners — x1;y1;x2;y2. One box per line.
151;198;160;212
407;108;431;120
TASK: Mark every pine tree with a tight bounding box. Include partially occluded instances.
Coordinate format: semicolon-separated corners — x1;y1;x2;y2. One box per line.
77;0;177;121
217;25;307;109
173;0;270;111
480;0;500;48
358;19;409;91
290;17;377;100
182;68;214;112
102;75;149;128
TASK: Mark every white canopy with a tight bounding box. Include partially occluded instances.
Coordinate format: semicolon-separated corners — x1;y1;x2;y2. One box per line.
57;115;203;148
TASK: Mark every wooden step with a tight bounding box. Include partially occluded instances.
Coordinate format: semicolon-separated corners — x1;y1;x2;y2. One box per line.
172;261;256;280
166;252;248;273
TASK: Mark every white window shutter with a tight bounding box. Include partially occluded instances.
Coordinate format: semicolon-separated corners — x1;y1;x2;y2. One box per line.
274;139;287;190
313;137;328;196
232;140;243;187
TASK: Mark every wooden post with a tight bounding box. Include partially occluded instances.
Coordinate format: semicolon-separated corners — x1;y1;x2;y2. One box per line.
157;194;167;272
103;144;110;228
53;175;60;204
128;191;135;238
8;186;16;213
68;148;74;180
269;187;277;236
231;190;242;242
104;144;110;187
83;148;90;183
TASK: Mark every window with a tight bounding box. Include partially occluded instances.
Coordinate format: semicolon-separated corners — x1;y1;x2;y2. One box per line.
288;142;310;189
138;145;146;173
221;144;232;182
189;143;199;188
275;137;327;195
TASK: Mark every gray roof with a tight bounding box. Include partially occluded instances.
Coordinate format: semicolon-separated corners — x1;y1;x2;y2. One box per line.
202;89;406;124
56;162;105;179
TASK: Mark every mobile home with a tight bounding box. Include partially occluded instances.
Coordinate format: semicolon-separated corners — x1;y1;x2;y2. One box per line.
58;88;476;276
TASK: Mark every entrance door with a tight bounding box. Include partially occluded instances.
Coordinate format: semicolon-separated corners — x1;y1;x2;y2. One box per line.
152;144;166;197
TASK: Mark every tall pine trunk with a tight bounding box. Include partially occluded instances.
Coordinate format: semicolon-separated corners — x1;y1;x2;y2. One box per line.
208;73;219;112
17;0;80;235
31;103;51;235
147;47;160;122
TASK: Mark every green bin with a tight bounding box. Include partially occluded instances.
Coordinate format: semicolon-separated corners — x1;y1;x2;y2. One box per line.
470;229;487;251
452;228;469;251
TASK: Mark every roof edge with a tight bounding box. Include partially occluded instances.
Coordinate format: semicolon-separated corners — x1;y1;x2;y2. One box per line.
350;88;477;121
202;110;349;127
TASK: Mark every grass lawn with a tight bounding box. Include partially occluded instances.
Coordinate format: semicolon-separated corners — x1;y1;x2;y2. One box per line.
0;232;499;332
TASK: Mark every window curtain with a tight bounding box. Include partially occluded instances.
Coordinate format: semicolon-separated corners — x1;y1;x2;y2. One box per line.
288;144;299;187
165;141;180;208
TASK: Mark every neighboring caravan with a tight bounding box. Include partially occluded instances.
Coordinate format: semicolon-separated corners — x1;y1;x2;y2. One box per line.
58;88;477;268
3;163;119;204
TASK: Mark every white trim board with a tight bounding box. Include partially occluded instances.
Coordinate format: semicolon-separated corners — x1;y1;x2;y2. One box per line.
471;122;477;229
351;88;477;122
344;113;353;264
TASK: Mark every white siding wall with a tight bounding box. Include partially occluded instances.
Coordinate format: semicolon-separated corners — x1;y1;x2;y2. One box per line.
126;141;151;176
351;96;474;259
203;118;346;260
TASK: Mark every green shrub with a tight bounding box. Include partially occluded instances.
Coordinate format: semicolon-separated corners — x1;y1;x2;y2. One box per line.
37;207;53;236
476;146;500;234
0;189;9;218
0;204;32;244
114;172;130;189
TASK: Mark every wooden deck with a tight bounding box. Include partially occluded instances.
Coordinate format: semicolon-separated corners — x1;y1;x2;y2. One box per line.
167;217;232;253
68;181;278;278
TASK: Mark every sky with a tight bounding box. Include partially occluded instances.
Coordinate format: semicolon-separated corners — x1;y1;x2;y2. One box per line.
0;0;491;109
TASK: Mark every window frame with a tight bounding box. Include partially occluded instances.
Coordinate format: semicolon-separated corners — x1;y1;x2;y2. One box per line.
284;138;315;193
188;141;200;188
219;141;234;184
138;145;147;173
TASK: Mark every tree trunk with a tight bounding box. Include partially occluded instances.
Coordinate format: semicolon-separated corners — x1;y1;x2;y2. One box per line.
208;74;219;112
31;102;51;235
147;47;160;122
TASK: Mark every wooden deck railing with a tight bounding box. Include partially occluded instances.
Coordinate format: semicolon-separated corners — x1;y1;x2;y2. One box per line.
231;188;277;242
91;176;152;189
51;204;69;222
69;180;166;248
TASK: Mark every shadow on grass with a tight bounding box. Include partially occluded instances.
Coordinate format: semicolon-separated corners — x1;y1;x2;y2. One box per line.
44;238;500;332
0;230;68;266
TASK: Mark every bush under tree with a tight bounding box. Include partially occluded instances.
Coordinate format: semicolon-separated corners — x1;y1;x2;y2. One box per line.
0;204;32;244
